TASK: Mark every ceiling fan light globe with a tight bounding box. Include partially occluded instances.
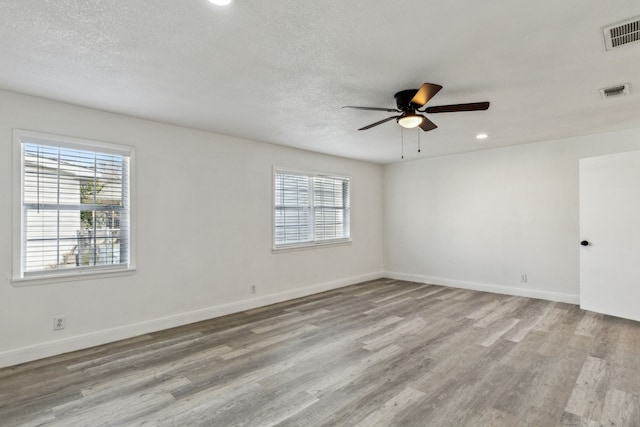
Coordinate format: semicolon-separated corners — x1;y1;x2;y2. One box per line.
398;115;424;129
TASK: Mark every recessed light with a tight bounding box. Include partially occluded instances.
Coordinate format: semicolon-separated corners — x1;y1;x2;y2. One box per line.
476;133;488;140
208;0;232;5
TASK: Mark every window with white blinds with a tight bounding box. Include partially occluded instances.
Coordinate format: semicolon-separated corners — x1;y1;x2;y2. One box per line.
274;169;350;249
13;130;134;280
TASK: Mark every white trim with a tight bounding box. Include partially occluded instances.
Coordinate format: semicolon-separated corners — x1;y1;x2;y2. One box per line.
383;271;580;305
12;131;24;281
13;129;132;156
273;240;353;252
0;271;384;368
272;165;352;181
272;239;352;253
12;129;136;283
12;267;137;287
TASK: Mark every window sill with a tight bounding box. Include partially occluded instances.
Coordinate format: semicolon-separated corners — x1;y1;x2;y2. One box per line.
272;239;352;253
12;266;137;287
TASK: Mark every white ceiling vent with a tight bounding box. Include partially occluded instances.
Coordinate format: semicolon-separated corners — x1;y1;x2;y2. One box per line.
600;83;630;99
603;17;640;50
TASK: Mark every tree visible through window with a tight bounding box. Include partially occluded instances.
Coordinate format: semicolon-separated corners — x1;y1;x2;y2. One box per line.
274;169;350;248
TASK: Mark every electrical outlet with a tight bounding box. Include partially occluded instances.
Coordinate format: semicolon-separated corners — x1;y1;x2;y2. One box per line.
520;274;528;283
250;284;257;294
53;316;66;330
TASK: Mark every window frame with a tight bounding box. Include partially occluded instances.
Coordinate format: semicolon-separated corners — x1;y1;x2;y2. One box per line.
272;167;351;251
12;129;136;285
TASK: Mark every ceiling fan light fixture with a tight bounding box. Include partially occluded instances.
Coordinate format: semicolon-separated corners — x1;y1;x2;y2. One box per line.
397;114;424;129
344;83;490;132
476;133;488;140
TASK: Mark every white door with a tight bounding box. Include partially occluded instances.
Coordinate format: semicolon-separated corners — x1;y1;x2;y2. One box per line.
579;149;640;322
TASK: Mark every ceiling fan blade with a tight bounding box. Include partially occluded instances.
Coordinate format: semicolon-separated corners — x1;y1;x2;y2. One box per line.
424;101;490;114
343;106;400;112
358;116;400;131
410;83;443;108
419;116;438;132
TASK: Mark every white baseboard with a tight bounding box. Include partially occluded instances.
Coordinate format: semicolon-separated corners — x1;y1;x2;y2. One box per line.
0;271;384;368
384;271;580;305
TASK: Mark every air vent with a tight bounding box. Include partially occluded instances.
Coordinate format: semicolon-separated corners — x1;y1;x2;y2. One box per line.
603;17;640;50
600;83;630;99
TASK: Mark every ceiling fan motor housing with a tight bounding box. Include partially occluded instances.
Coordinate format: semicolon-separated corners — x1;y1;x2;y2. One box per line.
394;89;420;110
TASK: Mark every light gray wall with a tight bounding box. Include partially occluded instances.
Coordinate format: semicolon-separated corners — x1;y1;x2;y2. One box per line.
383;127;640;303
5;86;640;368
0;90;384;367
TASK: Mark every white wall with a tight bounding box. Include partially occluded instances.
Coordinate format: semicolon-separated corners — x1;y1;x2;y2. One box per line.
384;127;640;304
0;90;384;367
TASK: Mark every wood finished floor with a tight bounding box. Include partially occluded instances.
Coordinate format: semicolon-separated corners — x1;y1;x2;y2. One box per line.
1;279;640;427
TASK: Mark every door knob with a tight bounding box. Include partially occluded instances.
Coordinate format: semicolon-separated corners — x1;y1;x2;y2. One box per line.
580;240;590;246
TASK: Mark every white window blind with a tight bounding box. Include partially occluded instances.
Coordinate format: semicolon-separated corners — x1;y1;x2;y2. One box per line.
274;169;350;248
15;131;133;279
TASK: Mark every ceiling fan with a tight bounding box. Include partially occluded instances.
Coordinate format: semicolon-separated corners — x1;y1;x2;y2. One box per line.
343;83;490;132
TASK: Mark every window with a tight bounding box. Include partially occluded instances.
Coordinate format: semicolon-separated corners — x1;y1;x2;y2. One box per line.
274;168;350;249
13;130;135;281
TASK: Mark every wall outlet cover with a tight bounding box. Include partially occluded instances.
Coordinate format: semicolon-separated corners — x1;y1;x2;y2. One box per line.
53;316;66;330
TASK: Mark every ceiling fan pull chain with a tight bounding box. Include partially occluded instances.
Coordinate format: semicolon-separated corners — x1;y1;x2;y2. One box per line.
401;128;404;159
418;129;421;153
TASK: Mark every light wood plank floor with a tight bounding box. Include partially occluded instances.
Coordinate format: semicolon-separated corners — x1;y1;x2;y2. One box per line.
1;279;640;426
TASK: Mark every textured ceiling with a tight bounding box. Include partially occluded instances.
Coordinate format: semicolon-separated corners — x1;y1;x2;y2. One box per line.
1;0;639;163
